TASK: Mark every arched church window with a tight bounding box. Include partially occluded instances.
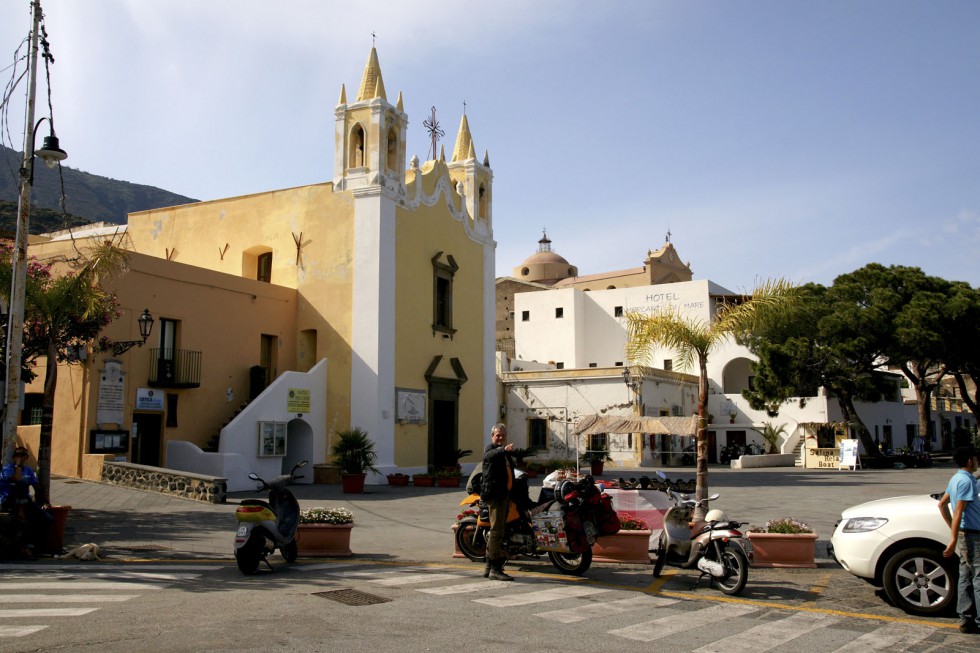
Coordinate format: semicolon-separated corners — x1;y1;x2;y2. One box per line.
478;184;487;219
385;126;398;173
349;124;365;168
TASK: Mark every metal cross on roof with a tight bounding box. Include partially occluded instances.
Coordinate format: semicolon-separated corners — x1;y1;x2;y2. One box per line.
423;106;444;161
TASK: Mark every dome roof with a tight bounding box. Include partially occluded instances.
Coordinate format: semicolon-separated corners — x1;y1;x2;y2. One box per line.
512;231;577;285
522;251;570;266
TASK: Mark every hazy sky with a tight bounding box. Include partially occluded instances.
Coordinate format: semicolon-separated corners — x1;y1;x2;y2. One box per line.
2;0;977;290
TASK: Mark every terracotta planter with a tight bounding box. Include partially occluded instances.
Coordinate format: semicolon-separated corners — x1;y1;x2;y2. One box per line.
412;476;435;487
590;461;604;476
451;523;466;558
341;473;366;494
296;523;353;557
747;532;818;568
592;529;652;564
386;474;409;487
436;476;461;488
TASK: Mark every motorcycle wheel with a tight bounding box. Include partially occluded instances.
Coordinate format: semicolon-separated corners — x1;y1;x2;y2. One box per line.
454;518;487;562
652;532;667;578
548;548;592;576
281;540;298;563
711;547;748;596
235;535;262;574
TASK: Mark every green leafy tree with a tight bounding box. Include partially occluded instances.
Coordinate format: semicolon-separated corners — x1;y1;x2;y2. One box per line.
944;282;980;423
0;240;124;503
625;279;797;518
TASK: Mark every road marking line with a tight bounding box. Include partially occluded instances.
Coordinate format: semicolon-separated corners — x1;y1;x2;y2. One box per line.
691;611;839;652
417;581;491;595
0;608;99;618
0;625;47;638
807;572;833;595
0;582;166;591
0;564;220;571
368;573;464;586
475;586;612;607
610;603;757;642
0;594;138;603
831;622;934;651
536;594;679;623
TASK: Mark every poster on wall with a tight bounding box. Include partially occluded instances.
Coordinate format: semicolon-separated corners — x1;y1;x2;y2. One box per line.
286;388;310;414
396;388;426;423
136;388;165;411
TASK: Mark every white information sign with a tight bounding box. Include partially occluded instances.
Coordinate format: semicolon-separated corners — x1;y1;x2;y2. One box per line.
136;388;165;412
96;361;126;426
838;439;860;470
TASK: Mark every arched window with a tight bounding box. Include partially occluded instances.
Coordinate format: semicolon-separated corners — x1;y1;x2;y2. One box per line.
349;124;365;168
478;184;487;219
385;126;398;173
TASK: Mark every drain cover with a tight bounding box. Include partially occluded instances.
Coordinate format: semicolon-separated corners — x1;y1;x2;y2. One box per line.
313;588;391;606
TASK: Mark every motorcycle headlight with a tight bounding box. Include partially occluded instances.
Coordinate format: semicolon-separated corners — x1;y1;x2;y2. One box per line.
842;517;888;533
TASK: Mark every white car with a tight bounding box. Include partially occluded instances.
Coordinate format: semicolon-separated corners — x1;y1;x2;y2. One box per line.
830;493;957;617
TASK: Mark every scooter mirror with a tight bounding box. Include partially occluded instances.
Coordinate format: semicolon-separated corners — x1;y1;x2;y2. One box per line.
248;473;260;481
294;460;309;470
707;493;720;501
656;470;667;480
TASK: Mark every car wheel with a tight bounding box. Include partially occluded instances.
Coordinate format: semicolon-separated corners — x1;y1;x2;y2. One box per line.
881;546;957;616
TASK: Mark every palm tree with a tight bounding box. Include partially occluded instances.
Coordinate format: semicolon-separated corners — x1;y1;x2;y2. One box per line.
625;279;796;518
752;421;788;454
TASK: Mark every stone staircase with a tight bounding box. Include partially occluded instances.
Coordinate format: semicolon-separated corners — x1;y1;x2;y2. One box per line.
203;401;250;452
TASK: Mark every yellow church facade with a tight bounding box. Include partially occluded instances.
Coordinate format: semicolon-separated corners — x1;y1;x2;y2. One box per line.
18;47;495;484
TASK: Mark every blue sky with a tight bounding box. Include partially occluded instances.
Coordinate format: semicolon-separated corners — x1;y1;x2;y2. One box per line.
2;0;977;290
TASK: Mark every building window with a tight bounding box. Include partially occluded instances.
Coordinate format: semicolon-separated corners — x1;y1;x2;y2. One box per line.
349;124;365;168
589;433;608;453
432;252;458;336
257;252;272;283
589;363;597;368
556;362;564;369
614;306;623;317
555;307;564;318
614;361;623;367
663;359;672;371
522;310;530;322
528;418;547;449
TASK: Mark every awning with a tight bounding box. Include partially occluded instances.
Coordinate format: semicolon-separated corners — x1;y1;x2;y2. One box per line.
571;414;698;437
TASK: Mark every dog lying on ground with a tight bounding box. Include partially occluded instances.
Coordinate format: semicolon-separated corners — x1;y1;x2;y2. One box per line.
56;543;102;561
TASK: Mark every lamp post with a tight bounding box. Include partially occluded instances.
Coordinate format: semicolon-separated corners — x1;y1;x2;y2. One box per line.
2;0;67;465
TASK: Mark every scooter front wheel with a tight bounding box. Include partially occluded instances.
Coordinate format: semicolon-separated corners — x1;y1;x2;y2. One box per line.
281;540;298;563
712;547;748;596
454;519;487;562
652;532;667;578
548;548;592;576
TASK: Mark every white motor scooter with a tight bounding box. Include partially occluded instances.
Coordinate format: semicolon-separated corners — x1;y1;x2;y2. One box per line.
651;471;751;595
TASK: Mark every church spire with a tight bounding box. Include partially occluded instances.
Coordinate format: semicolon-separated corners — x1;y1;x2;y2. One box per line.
356;47;387;101
451;113;474;163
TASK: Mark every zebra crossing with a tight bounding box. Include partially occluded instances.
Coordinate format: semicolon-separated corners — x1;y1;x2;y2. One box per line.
308;563;943;652
0;564;219;639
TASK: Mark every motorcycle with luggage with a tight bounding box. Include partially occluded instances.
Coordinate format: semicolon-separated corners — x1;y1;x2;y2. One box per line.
233;460;308;574
455;471;617;576
652;470;750;595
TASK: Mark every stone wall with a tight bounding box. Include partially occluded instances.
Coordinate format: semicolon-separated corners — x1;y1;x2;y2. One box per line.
101;461;227;504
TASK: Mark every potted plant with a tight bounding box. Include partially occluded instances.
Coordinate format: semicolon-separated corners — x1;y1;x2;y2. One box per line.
412;472;435;487
331;428;379;494
296;506;354;557
512;447;540;478
593;512;652;565
434;468;463;488
580;443;612;476
727;407;738;424
751;421;787;454
746;517;818;568
386;472;409;487
443;448;473;473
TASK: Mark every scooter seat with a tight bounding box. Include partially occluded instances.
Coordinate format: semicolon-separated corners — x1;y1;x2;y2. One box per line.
241;499;272;510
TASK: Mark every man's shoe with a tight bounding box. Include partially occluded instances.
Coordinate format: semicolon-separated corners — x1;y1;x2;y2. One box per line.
483;560;492;578
958;620;978;634
488;567;514;581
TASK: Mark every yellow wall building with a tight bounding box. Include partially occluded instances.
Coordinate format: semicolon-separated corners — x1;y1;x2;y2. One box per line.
18;47;496;485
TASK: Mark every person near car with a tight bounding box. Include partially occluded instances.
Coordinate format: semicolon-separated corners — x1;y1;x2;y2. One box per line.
0;446;52;558
481;423;515;581
939;445;980;634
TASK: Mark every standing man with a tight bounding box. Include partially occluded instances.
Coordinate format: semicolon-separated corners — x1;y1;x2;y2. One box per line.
940;446;980;634
481;423;515;581
0;446;50;557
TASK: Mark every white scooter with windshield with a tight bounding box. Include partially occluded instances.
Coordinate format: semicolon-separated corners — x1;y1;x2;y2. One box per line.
652;470;750;595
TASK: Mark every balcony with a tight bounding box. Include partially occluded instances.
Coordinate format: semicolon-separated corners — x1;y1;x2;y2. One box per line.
148;348;202;388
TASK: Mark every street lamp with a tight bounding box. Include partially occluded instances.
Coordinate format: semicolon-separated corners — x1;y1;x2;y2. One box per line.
112;309;155;356
2;0;68;464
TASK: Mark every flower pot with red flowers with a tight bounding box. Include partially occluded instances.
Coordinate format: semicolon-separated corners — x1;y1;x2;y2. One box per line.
435;470;463;487
593;513;652;564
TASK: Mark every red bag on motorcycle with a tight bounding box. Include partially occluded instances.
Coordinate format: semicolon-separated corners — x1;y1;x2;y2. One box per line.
562;509;590;553
594;493;621;536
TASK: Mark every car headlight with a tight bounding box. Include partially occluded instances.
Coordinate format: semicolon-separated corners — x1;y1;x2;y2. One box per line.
842;517;888;532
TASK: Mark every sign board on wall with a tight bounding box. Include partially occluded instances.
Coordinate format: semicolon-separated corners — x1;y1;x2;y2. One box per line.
286;388;310;414
135;388;164;412
805;447;840;470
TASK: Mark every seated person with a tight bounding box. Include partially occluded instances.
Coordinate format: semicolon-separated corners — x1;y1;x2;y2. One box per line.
0;447;52;557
